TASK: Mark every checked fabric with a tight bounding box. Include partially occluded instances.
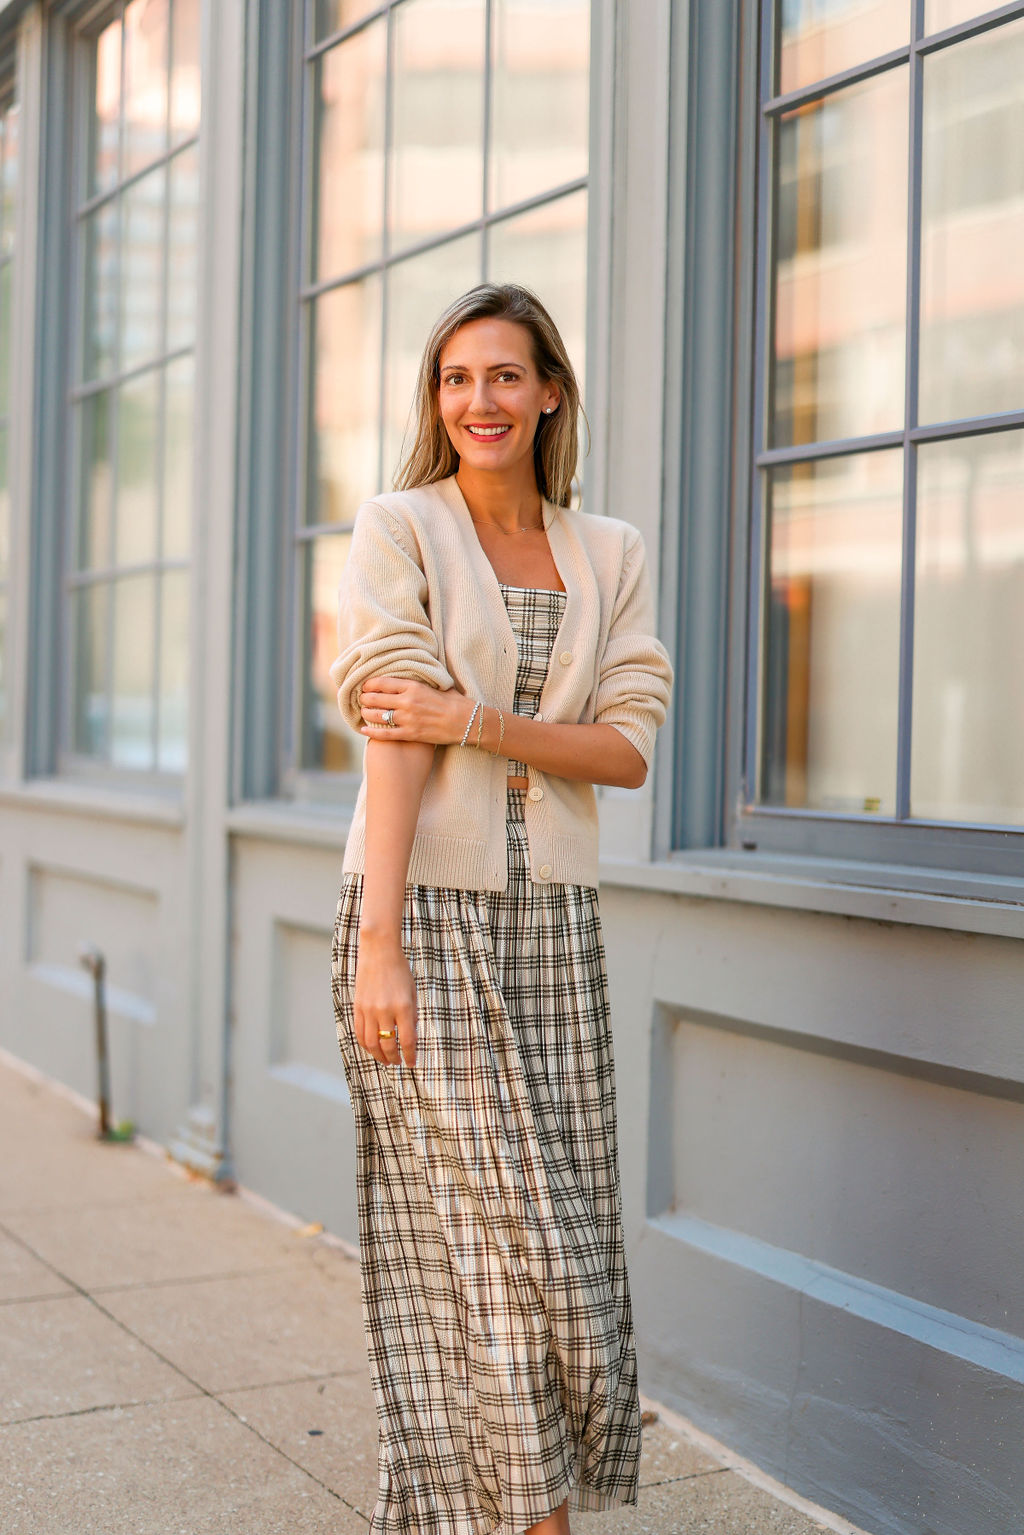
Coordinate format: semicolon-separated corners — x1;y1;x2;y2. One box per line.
331;586;642;1534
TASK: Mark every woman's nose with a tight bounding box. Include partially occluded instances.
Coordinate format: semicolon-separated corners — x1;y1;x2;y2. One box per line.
469;379;497;414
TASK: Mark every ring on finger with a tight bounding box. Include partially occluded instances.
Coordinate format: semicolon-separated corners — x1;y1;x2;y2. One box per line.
378;1028;396;1039
381;708;396;728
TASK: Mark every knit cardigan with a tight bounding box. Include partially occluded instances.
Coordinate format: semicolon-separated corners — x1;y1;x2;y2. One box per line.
329;474;674;890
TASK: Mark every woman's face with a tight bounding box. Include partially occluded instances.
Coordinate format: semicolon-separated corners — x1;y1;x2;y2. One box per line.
437;318;560;480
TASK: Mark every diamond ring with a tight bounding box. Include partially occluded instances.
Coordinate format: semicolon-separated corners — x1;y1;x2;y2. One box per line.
382;708;396;727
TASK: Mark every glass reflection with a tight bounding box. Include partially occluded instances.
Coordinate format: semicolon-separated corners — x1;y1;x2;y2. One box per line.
111;572;156;768
72;582;110;757
488;189;588;394
919;18;1024;425
115;372;160;566
315;0;381;40
0;425;7;578
162;356;194;559
302;533;363;772
384;233;482;483
123;0;169;179
167;146;199;350
778;0;907;96
121;166;166;371
771;70;908;447
78;391;113;572
307;275;382;525
0;586;6;736
1;100;19;256
912;431;1024;824
489;0;589;211
924;1;993;34
313;22;387;281
83;201;119;381
761;450;903;814
157;568;188;771
170;0;201;144
90;18;122;198
0;260;8;417
388;0;485;254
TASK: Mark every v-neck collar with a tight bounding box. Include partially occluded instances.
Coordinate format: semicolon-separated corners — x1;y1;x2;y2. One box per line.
439;472;568;597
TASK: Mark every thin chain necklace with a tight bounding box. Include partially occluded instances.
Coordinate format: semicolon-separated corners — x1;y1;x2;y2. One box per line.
468;511;544;536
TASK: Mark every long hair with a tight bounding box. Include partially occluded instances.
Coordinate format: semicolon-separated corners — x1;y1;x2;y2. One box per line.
394;283;585;508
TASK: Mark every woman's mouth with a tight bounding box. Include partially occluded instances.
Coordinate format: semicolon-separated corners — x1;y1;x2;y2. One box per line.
464;424;512;439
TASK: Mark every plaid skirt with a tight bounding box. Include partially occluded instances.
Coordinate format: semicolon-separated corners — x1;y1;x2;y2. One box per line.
331;788;642;1535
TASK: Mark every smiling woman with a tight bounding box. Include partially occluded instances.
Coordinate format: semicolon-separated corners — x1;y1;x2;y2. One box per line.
328;283;672;1535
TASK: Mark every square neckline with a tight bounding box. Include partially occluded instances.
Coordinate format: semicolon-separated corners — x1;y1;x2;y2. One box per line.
498;581;567;597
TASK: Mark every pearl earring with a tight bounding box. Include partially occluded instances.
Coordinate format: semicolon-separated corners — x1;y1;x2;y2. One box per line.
544;406;555;414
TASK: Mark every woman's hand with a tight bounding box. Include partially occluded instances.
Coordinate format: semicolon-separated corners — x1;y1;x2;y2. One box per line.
354;930;418;1067
359;677;474;746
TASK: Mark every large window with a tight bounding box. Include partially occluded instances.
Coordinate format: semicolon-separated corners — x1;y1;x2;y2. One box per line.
745;2;1024;868
67;0;199;776
297;0;590;779
0;66;18;744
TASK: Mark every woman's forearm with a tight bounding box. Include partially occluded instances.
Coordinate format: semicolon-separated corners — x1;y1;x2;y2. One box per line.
479;708;646;789
360;739;435;939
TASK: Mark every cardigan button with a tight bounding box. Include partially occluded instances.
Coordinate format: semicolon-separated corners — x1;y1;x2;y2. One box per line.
558;650;573;665
538;864;552;880
528;786;544;802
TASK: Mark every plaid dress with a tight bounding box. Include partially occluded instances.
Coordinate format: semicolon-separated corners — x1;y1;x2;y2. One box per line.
332;583;642;1535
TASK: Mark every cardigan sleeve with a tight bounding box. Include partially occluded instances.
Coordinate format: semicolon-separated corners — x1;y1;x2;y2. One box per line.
329;500;455;733
593;529;674;768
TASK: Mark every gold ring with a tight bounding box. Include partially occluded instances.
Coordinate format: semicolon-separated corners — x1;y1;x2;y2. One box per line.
378;1029;396;1040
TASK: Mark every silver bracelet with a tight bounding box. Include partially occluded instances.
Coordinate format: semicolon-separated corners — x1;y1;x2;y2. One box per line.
459;700;481;747
490;707;506;757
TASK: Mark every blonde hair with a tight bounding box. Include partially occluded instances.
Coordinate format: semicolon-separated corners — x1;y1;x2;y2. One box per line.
394;283;585;508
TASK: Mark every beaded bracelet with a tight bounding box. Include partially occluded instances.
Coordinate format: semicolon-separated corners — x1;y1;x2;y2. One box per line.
490;707;506;758
459;700;481;747
475;703;485;750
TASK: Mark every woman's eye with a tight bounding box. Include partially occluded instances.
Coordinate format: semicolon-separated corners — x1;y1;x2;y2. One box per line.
443;374;465;386
498;371;519;383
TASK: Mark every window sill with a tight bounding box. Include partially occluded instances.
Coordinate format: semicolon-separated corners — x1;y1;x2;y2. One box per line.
598;848;1024;939
0;778;185;829
225;800;353;850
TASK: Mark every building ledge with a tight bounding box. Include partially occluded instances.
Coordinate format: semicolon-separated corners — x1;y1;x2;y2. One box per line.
0;778;185;828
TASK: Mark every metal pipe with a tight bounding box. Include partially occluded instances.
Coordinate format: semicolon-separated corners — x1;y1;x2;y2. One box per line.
78;944;111;1139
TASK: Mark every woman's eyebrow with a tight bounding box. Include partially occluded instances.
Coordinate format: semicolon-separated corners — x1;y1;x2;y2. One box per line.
440;361;524;373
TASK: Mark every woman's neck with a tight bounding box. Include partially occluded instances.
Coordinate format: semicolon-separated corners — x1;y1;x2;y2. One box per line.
455;465;543;530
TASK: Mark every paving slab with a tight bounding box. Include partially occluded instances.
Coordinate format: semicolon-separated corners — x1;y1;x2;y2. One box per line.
0;1229;73;1304
221;1373;380;1515
576;1466;836;1534
0;1293;195;1425
101;1257;370;1393
635;1411;721;1487
0;1395;368;1535
4;1178;313;1290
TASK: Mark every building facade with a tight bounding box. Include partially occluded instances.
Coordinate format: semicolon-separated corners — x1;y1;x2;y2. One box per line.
1;3;1022;1532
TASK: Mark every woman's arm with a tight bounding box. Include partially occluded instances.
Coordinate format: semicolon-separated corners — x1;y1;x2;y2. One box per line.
357;679;647;789
353;738;434;1068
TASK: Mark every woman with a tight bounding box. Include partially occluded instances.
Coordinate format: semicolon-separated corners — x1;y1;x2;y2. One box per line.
330;283;673;1535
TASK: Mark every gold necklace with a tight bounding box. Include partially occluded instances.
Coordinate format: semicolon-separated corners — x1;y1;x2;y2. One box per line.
468;512;544;536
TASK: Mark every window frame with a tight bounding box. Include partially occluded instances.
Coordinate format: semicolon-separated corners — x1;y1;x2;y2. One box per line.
692;0;1024;887
277;0;601;804
0;32;20;766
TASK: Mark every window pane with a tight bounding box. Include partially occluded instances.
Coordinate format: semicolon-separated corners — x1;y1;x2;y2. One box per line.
111;573;156;768
167;145;199;350
778;0;908;96
170;0;201;144
72;582;110;757
771;70;908;448
0;586;6;737
312;22;387;281
912;431;1024;825
315;0;380;39
924;1;993;34
0;258;9;417
0;423;7;578
77;391;114;571
301;533;362;772
1;100;19;256
388;0;485;255
123;0;170;179
760;450;903;814
121;165;167;372
306;275;382;525
157;567;188;771
82;201;119;382
489;0;589;211
115;371;160;566
919;17;1024;425
488;188;588;391
383;233;482;483
89;17;122;200
162;355;193;559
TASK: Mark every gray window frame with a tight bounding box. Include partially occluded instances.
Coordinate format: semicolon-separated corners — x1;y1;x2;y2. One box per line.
670;0;1024;891
0;36;18;758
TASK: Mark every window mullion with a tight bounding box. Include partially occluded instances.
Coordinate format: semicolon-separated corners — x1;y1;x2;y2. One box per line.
894;0;927;822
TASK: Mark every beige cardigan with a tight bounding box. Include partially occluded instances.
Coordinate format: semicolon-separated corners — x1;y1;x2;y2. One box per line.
330;475;673;890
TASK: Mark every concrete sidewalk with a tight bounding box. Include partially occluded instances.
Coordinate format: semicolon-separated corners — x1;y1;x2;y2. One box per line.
0;1055;871;1535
